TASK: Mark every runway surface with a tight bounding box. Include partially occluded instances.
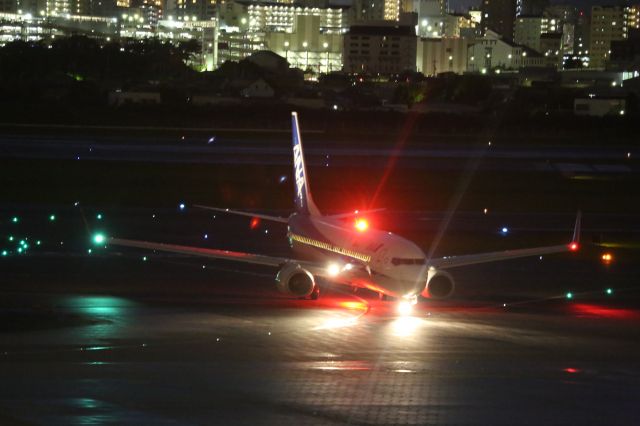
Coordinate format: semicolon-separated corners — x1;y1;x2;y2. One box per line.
0;133;636;173
1;209;639;425
1;127;639;424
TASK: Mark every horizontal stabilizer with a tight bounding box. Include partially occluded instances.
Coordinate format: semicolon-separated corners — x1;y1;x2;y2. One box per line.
194;205;288;223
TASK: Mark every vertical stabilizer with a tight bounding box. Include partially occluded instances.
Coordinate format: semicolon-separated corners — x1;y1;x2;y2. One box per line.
291;112;321;216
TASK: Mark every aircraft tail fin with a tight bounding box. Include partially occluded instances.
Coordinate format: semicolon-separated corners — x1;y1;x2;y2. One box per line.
291;112;321;217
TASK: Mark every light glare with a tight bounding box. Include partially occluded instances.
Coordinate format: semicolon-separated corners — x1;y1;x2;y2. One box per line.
327;263;340;277
397;301;413;316
355;219;368;232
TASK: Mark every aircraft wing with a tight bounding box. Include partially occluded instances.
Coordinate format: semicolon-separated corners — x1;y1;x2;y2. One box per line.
193;205;288;223
429;211;582;270
429;243;576;269
108;237;336;277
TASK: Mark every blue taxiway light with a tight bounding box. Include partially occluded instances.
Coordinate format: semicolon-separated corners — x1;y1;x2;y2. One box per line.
179;203;186;211
501;227;509;234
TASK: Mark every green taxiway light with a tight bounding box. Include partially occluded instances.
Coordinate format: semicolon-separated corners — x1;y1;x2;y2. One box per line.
93;233;106;245
142;256;147;262
566;292;573;299
11;217;18;223
606;288;613;295
49;214;56;221
8;236;14;241
17;247;23;253
97;213;103;220
36;240;41;245
1;250;7;256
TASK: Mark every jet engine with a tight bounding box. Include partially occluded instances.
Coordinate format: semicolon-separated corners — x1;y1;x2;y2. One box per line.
276;263;317;298
421;269;455;299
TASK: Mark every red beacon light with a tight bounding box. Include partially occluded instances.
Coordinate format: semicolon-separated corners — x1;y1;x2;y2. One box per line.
354;218;369;232
568;242;579;252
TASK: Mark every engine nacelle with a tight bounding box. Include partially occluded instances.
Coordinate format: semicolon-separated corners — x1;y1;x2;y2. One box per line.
421;269;455;299
276;263;316;298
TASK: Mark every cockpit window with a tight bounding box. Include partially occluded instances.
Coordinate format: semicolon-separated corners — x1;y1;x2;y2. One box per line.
391;258;426;266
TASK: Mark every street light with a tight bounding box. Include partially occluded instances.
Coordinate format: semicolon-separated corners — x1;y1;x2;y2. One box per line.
302;41;308;69
323;41;329;73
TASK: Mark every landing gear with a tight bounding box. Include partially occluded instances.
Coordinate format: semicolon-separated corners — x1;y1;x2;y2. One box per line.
309;287;320;300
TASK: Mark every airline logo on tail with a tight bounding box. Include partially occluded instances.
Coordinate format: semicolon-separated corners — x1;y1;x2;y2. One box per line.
291;111;320;217
293;143;305;208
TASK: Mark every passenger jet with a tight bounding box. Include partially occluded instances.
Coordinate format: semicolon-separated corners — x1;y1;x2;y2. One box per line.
106;112;581;307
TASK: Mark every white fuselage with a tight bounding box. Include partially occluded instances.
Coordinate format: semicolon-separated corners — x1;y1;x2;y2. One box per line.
287;213;428;298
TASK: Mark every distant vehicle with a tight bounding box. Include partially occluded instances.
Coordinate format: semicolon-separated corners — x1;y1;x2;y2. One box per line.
106;112;581;312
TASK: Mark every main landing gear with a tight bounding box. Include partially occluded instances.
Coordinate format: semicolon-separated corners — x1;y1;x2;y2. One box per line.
309;287;320;300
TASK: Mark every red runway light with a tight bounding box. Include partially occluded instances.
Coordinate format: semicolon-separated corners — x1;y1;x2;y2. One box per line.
569;242;579;252
563;367;580;374
250;217;260;230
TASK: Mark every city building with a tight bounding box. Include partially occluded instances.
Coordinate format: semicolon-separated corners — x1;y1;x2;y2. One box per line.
481;0;517;40
0;12;118;45
264;14;343;73
514;15;542;52
467;29;544;73
416;36;468;75
589;5;640;69
574;97;625;116
516;0;547;17
609;28;640;73
343;24;417;74
353;0;402;22
407;0;448;37
539;32;561;67
442;13;476;38
219;0;347;34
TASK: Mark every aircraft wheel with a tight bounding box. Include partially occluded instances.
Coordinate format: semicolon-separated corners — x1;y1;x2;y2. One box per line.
310;288;320;300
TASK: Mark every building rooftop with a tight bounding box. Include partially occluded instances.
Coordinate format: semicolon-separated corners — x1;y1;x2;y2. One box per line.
349;25;415;36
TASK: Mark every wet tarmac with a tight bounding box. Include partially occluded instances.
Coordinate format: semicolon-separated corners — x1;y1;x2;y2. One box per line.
1;130;639;424
1;209;639;425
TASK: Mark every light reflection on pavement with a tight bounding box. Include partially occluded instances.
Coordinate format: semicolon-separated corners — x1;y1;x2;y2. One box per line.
0;290;639;425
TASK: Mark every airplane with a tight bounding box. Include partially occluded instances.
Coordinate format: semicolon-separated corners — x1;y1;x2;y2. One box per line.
103;112;581;310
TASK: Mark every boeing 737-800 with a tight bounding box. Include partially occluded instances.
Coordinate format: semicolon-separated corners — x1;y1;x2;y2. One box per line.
106;112;581;307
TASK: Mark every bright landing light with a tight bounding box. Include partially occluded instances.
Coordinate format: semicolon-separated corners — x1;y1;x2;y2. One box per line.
327;263;341;277
397;301;414;316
